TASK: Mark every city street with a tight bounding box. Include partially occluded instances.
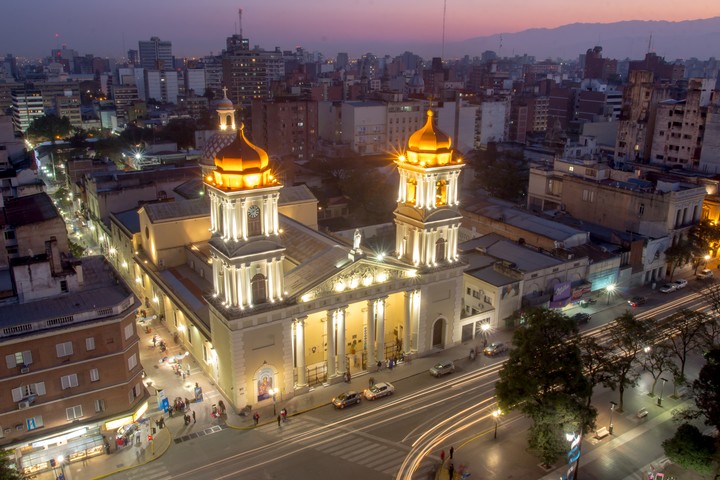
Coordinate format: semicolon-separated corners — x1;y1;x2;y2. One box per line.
100;284;714;480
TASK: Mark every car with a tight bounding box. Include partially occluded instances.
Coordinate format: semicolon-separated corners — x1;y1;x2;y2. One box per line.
673;279;688;289
483;342;509;357
659;283;677;293
429;360;455;377
364;382;395;400
332;391;362;409
572;313;591;325
697;269;714;280
628;296;647;307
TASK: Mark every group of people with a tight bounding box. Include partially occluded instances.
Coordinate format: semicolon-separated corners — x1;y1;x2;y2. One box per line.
376;356;398;371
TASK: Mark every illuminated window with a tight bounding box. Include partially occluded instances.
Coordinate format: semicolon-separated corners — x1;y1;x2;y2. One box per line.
435;238;447;262
407;179;417;205
436;180;447;206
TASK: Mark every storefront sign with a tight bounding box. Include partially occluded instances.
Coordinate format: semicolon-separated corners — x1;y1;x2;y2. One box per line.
31;427;87;448
133;401;148;421
104;416;133;431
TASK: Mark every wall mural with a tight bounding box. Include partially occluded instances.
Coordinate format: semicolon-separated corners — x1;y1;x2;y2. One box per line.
256;366;274;402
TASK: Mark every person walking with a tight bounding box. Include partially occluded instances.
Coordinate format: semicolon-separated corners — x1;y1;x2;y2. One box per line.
277;414;282;427
253;412;260;426
448;461;454;479
192;410;196;423
449;446;454;459
440;449;445;463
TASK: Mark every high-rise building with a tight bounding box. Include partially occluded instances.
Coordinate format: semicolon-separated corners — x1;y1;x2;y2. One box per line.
144;70;179;104
221;35;268;107
11;88;44;133
138;37;173;71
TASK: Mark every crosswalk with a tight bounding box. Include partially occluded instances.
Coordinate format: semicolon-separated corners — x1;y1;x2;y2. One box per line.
257;418;435;478
121;462;172;480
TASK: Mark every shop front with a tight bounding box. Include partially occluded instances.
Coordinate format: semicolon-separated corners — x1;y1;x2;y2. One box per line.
16;426;106;477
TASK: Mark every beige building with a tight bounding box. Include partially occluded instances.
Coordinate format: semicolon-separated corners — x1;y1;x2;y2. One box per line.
114;110;469;413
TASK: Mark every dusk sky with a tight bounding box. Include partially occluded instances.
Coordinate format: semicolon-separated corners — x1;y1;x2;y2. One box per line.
1;0;717;59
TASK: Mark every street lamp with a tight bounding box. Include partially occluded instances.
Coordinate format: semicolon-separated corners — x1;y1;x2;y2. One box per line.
606;283;616;305
480;322;491;348
658;378;668;407
57;455;66;480
269;388;277;415
609;401;617;435
492;409;502;439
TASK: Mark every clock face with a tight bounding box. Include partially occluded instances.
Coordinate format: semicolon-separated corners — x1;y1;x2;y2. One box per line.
248;205;260;218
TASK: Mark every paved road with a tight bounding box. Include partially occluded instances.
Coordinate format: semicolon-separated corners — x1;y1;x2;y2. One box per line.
103;286;711;480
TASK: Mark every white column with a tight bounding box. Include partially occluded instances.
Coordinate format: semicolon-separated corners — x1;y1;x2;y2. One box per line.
403;291;412;354
267;260;274;302
376;297;386;363
236;266;244;306
229;265;237;306
412;229;420;265
367;300;376;368
241;201;248;241
412;290;421;351
326;310;336;378
223;263;230;304
231;201;238;241
295;318;307;386
212;258;220;295
275;260;283;298
209;196;216;232
398;171;405;202
273;194;280;235
242;264;251;307
336;308;346;375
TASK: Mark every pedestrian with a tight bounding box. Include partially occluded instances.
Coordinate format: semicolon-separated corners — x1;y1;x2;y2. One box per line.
377;360;383;371
369;377;375;388
185;397;191;410
448;461;454;479
440;449;445;462
449;446;454;459
277;414;282;427
253;412;260;426
152;335;157;347
218;400;226;414
192;410;196;423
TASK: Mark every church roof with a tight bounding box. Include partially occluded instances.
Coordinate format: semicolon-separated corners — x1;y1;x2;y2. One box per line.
407;110;451;153
200;131;235;166
142;197;210;223
214;123;269;173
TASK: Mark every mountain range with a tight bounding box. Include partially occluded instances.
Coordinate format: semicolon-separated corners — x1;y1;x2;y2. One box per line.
438;17;720;61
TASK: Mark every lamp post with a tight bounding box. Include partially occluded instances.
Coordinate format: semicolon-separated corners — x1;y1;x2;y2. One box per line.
492;409;502;439
269;388;277;416
606;283;616;305
57;455;66;480
480;322;491;348
658;378;668;407
609;401;617;435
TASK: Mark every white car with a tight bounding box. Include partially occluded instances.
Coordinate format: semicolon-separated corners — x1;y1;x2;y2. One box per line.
673;279;688;289
659;283;677;293
697;269;714;280
363;382;395;400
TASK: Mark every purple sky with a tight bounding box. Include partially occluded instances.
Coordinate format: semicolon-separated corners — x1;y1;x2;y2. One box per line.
1;0;717;59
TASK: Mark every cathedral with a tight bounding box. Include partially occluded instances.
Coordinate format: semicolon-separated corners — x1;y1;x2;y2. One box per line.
133;96;467;410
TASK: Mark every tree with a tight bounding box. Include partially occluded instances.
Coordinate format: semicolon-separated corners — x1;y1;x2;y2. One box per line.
662;310;706;396
662;423;717;476
641;342;674;397
606;312;652;412
0;448;22;480
25;114;72;144
496;308;594;466
688;220;720;272
471;146;528;203
693;347;720;432
578;335;615;408
664;239;698;280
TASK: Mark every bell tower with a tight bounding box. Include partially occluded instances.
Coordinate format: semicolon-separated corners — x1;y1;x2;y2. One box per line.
394;109;463;269
205;123;285;310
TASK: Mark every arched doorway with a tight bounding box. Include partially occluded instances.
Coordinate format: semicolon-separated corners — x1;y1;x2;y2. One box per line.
251;273;267;304
431;318;445;348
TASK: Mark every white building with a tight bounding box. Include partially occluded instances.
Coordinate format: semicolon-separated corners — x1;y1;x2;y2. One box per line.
435;98;479;155
474;99;509;148
144;70;179;104
11;89;44;133
185;68;206;96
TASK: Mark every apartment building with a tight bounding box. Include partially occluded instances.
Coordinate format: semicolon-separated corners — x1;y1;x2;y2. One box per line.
11;89;44;133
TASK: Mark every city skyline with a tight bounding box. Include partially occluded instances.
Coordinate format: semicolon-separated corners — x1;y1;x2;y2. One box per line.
1;0;717;60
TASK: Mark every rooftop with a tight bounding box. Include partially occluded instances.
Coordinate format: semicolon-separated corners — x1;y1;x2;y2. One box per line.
4;192;60;227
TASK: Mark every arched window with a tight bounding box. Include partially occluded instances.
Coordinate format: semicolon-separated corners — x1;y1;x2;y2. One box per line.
251;273;267;304
435;180;447;206
225;114;232;126
435;238;446;263
406;179;417;205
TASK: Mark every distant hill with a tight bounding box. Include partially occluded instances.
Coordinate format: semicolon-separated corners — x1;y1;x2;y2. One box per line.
444;17;720;61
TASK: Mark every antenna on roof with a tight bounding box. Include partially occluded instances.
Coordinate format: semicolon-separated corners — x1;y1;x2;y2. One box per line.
238;8;243;37
647;33;653;53
441;0;447;60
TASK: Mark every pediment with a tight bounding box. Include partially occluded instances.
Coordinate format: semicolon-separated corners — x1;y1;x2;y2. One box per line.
295;257;417;303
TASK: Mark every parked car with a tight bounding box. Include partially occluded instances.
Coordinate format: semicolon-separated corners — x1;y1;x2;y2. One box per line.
429;360;455;377
483;342;508;357
572;313;591;325
673;279;688;289
332;391;362;409
628;296;647;307
659;283;677;293
697;269;714;280
364;382;395;400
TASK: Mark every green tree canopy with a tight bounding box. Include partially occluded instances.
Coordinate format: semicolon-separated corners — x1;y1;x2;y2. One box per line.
0;448;22;480
496;308;594;466
26;114;72;144
662;423;716;476
693;347;720;431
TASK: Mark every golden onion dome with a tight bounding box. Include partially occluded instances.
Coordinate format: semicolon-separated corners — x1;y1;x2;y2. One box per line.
214;123;269;173
407;109;451;153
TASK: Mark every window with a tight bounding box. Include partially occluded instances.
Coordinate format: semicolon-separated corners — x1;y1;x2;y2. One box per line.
128;353;137;371
435;238;447;263
11;382;46;402
124;323;134;340
56;342;73;357
639;203;645;215
66;405;83;421
128;382;142;403
90;368;100;382
61;374;79;389
95;399;105;413
60;280;68;292
86;337;96;351
188;327;193;344
5;350;32;368
251;274;267;304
